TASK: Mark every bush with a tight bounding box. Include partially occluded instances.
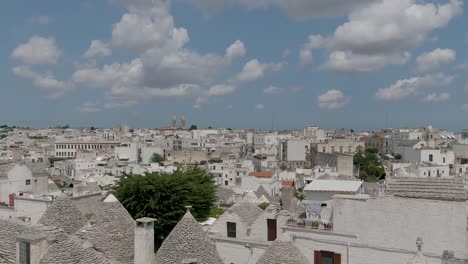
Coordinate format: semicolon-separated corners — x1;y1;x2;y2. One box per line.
258;203;269;210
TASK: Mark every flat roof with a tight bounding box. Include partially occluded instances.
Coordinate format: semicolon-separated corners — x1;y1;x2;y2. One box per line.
304;179;363;192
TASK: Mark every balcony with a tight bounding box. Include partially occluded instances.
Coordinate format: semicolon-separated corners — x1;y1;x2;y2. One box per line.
286;216;333;231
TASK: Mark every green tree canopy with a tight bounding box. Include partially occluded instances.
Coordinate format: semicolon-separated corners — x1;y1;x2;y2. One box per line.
151;153;166;165
354;148;385;182
113;167;217;250
189;125;197;130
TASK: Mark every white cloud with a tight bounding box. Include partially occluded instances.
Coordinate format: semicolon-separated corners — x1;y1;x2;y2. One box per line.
323;51;410;72
317;89;350;110
421;92;450;103
415;48;456;72
13;66;72;98
462;104;468;111
264;85;284;94
193;96;208;109
111;2;189;53
255;104;265;110
263;85;302;94
28;15;52;25
82;40;112;58
299;49;313;66
235;59;283;83
78;102;102;113
282;49;291;59
73;0;256;109
299;35;324;66
192;0;378;18
225;40;246;62
206;84;236;96
236;59;268;82
313;0;463;72
11;36;61;65
376;73;454;101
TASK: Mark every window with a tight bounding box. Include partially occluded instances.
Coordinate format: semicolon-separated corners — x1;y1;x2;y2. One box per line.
19;241;30;264
429;154;433;162
443;157;446;163
314;250;341;264
227;222;236;238
25;180;31;185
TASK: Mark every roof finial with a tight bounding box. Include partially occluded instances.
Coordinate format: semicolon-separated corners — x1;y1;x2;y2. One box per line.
185;205;192;213
416;237;423;252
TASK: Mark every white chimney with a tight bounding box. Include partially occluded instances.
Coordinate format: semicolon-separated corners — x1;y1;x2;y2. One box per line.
134;217;156;264
16;233;48;264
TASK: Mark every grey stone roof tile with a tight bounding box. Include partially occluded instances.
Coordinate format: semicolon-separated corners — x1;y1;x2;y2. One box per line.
231;202;263;226
75;194;135;263
154;211;223;264
38;195;88;234
257;238;309;264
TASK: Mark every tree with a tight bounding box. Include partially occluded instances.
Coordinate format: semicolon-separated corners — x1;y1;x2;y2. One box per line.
280;163;287;171
189;125;197;130
394;153;402;160
113;167;217;250
151;153;166;165
354;148;385;182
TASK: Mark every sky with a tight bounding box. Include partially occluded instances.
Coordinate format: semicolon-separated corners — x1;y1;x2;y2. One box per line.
1;0;468;131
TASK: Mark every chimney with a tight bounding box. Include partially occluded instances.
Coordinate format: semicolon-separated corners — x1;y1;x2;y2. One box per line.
281;187;294;212
134;217;156;264
16;233;48;264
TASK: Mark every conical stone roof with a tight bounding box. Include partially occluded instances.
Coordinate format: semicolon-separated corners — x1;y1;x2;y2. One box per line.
41;236;113;264
257;234;309;264
231;201;263;226
154;211;223;264
38;194;87;234
76;194;135;263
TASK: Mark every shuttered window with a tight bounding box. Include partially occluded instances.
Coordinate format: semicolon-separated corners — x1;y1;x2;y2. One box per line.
314;250;341;264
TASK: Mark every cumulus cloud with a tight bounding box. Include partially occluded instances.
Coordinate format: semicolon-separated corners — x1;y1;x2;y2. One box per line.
82;40;112;58
317;89;350;109
323;51;410;72
264;85;284;94
305;0;463;72
255;103;265;110
376;73;454;101
235;59;283;83
263;85;302;94
13;66;72;98
421;92;450;103
111;1;189;53
78;102;102;113
206;84;236;96
11;36;61;65
225;40;246;62
415;48;456;72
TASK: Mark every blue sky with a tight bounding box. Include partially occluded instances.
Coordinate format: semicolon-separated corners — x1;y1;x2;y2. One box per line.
1;0;468;130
